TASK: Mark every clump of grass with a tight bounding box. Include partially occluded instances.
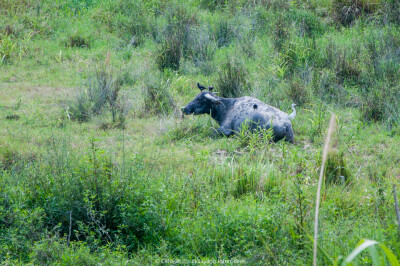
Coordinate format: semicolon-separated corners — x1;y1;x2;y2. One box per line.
332;0;380;27
155;3;196;71
324;149;350;185
234;120;273;151
63;26;92;48
65;33;91;48
232;164;281;198
233;166;260;198
312;69;348;104
184;25;216;75
164;116;216;142
288;77;311;106
0;33;17;62
67;66;129;127
156;37;182;71
142;74;175;116
93;0;150;46
0;145;18;170
360;83;400;125
213;16;234;48
216;56;249;98
273;13;290;51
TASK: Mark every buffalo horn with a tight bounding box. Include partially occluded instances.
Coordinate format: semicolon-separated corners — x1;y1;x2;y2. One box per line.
204;93;221;104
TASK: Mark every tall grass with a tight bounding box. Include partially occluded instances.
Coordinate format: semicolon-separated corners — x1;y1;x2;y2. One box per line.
67;65;130;128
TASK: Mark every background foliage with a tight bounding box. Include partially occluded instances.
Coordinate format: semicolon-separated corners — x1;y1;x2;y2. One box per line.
1;0;400;264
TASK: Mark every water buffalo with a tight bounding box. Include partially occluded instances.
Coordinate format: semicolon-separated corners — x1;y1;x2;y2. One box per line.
181;83;296;142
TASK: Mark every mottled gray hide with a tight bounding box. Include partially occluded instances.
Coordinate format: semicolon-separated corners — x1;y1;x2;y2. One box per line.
181;85;295;142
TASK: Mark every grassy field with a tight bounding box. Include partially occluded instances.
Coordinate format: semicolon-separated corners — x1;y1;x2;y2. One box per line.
1;0;400;264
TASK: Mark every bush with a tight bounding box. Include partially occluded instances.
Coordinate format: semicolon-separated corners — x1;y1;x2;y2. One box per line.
0;206;46;261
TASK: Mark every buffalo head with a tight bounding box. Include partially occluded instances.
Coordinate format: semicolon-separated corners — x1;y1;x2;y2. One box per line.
181;83;222;115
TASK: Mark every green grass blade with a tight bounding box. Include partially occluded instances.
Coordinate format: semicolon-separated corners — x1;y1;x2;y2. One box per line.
345;239;378;263
367;244;379;266
379;244;400;266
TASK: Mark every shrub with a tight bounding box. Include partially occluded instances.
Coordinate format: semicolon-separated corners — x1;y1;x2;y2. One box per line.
216;56;250;98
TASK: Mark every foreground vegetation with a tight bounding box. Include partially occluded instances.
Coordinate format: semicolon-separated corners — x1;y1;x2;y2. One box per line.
1;0;400;264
